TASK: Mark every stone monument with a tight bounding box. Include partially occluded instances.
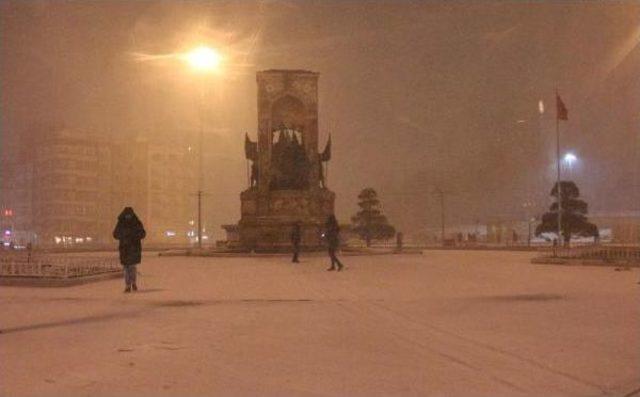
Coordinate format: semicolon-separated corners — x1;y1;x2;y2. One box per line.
228;70;334;252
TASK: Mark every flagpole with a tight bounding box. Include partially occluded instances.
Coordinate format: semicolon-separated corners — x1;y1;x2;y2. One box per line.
246;159;250;187
556;89;562;251
326;161;329;186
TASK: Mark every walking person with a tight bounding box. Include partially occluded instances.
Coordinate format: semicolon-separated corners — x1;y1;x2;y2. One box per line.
325;215;344;271
113;207;146;293
291;221;301;263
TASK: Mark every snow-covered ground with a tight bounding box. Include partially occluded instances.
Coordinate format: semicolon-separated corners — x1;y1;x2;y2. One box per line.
1;251;638;397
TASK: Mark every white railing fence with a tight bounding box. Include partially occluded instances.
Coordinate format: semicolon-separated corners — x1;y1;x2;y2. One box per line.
0;254;121;278
554;246;640;262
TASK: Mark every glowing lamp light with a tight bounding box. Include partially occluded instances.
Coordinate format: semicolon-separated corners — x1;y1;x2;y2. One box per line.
184;46;222;72
563;152;577;166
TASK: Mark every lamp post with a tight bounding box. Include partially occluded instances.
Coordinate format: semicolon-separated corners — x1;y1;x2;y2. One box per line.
522;201;534;247
432;188;446;246
527;216;536;247
183;46;222;249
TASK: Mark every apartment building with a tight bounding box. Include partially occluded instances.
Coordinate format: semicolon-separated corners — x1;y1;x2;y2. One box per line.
3;128;197;247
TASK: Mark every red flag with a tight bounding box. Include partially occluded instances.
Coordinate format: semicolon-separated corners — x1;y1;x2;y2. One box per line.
556;94;568;120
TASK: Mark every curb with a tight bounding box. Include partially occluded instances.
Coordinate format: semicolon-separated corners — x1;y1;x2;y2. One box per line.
159;250;423;258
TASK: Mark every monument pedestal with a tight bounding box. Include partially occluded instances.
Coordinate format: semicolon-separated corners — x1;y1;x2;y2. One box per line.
237;188;335;252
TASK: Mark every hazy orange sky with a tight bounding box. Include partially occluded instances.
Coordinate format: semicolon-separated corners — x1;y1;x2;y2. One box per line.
2;1;639;237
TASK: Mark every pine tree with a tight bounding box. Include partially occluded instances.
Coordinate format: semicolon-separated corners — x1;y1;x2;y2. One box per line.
351;188;396;247
535;181;599;246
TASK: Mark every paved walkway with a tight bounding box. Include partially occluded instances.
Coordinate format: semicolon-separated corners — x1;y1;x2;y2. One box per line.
1;251;639;396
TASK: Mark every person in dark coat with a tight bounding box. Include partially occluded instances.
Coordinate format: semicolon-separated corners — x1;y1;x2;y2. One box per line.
291;221;302;263
113;207;146;293
325;215;344;271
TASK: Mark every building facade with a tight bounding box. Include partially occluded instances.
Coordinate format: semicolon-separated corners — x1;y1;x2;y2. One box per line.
145;138;198;245
30;129;109;245
591;212;640;245
1;161;34;247
1;127;197;248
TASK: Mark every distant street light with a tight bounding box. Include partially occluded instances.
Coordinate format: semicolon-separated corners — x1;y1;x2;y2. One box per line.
562;152;578;180
183;45;223;249
563;152;577;166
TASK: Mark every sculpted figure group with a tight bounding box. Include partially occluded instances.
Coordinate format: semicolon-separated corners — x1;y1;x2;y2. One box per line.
245;127;331;191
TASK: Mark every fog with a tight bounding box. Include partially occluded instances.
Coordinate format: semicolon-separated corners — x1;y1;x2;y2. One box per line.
2;1;639;239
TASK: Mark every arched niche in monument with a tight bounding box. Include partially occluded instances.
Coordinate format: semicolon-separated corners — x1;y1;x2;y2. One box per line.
271;95;306;128
269;124;309;191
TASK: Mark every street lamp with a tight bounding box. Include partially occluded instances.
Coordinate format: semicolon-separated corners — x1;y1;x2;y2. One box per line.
563;152;577;167
184;46;222;72
182;45;222;249
562;152;578;179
